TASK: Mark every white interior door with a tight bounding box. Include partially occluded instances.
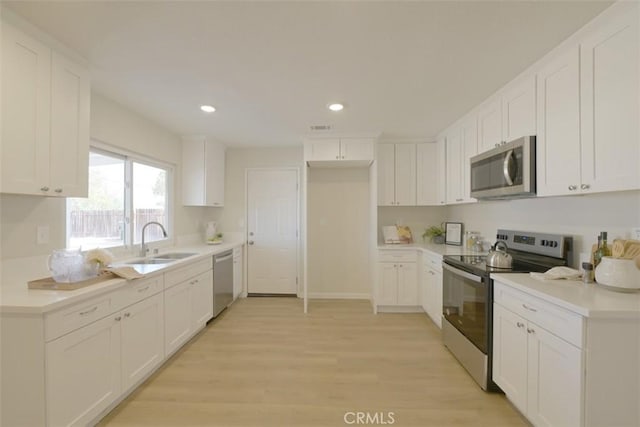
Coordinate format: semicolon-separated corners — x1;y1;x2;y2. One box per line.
247;169;298;295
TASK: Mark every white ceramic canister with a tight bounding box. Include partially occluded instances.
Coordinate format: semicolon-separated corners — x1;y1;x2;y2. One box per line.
595;257;640;292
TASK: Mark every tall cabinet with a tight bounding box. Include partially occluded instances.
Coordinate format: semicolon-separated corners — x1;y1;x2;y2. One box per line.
1;22;90;197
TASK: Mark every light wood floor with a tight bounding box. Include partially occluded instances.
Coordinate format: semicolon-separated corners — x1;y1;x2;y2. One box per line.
99;298;527;427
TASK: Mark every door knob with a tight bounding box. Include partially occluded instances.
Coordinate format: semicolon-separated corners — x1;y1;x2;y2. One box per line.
248;240;254;245
581;184;590;190
249;232;254;236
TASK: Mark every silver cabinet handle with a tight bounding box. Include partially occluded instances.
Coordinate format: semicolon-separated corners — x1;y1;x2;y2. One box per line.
249;232;254;236
581;184;590;190
495;143;501;148
248;240;254;245
522;303;538;312
40;186;50;192
335;155;339;159
568;185;577;191
79;306;98;316
54;188;62;193
527;328;535;334
124;312;131;318
503;149;515;186
115;316;122;321
341;156;345;159
516;322;524;328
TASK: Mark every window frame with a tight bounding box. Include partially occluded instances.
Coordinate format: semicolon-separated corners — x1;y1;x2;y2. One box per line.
66;141;175;254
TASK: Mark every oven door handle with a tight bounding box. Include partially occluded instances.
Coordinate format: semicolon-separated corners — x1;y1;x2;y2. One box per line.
443;263;483;283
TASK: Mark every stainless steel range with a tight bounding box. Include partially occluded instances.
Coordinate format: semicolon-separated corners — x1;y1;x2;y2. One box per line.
442;229;572;391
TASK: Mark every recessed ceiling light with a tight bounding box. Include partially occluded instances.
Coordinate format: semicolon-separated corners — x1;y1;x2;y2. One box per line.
328;103;344;112
200;105;216;113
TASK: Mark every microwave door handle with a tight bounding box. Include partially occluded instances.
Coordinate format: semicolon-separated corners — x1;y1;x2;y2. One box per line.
503;149;515;186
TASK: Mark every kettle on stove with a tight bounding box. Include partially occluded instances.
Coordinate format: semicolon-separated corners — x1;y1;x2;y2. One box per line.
486;241;513;269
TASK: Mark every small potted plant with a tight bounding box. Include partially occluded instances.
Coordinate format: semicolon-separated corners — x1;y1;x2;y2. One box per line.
422;225;445;244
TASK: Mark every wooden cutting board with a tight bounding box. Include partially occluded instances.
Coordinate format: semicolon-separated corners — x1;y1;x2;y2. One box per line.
28;271;117;290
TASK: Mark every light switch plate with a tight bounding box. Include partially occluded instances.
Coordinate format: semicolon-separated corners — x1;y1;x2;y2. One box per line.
37;225;49;245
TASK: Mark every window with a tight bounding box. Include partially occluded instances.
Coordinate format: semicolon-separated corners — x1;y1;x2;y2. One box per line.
67;147;172;250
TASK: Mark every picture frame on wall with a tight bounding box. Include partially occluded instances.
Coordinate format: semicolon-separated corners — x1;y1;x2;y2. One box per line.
445;222;463;246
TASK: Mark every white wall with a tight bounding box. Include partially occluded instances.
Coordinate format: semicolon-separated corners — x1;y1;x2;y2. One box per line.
446;190;640;267
219;147;303;233
0;93;207;260
377;206;448;244
307;167;370;297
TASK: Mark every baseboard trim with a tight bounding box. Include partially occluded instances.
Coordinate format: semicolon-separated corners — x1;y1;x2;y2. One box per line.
376;305;424;313
307;292;370;300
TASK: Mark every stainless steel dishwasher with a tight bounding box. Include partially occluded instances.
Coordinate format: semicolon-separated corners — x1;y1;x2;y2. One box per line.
212;250;234;317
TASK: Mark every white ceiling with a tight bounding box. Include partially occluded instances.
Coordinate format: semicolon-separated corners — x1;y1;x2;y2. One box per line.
4;1;611;147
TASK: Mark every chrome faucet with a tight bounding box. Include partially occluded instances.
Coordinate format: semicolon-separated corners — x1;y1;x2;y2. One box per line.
140;221;168;257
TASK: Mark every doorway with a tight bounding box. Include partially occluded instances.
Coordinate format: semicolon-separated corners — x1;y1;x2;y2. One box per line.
246;169;299;295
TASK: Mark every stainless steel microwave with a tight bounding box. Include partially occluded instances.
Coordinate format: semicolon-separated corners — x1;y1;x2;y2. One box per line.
470;136;536;200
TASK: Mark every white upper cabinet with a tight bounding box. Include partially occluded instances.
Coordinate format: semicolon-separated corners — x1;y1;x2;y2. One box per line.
1;23;90;197
460;116;478;203
580;7;640;194
502;75;536;142
377;143;416;206
537;3;639;197
182;136;225;207
477;97;503;153
445;128;463;204
435;138;447;205
416;143;439;206
305;138;374;167
536;48;582;197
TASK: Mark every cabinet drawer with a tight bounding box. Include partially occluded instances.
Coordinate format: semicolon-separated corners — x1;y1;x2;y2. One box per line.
114;275;164;309
45;292;119;342
164;258;212;289
494;282;584;347
422;251;443;272
378;250;417;263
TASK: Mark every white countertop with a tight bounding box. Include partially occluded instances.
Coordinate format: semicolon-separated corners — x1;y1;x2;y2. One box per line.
0;242;242;315
492;273;640;319
378;242;485;257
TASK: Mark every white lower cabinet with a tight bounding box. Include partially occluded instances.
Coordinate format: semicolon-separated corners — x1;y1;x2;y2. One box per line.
492;280;639;427
422;256;443;328
165;269;213;356
233;246;243;299
377;250;418;307
46;313;122;427
121;293;165;390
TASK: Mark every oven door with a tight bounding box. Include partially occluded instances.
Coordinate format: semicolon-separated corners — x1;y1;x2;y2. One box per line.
442;263;489;353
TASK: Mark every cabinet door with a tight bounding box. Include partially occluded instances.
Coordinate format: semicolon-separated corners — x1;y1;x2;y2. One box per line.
306;139;341;161
205;140;225;206
182;138;206;205
377;263;398;305
377;144;396;206
1;24;51;195
502;75;536;142
435;138;447;205
580;10;640;194
527;325;583;427
445;129;463;204
233;249;243;299
191;270;214;328
477;97;503;153
536;48;581;197
430;269;443;328
416;143;438;206
121;293;164;391
397;262;418;305
460;117;478;202
492;304;528;414
394;144;417;206
420;266;430;313
164;280;192;356
341;138;374;161
49;52;90;197
46;314;121;427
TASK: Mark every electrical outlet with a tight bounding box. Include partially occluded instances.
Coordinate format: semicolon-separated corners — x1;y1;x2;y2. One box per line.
632;227;640;240
37;225;49;245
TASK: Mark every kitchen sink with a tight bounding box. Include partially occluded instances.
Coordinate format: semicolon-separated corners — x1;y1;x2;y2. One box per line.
154;252;198;260
125;258;175;265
